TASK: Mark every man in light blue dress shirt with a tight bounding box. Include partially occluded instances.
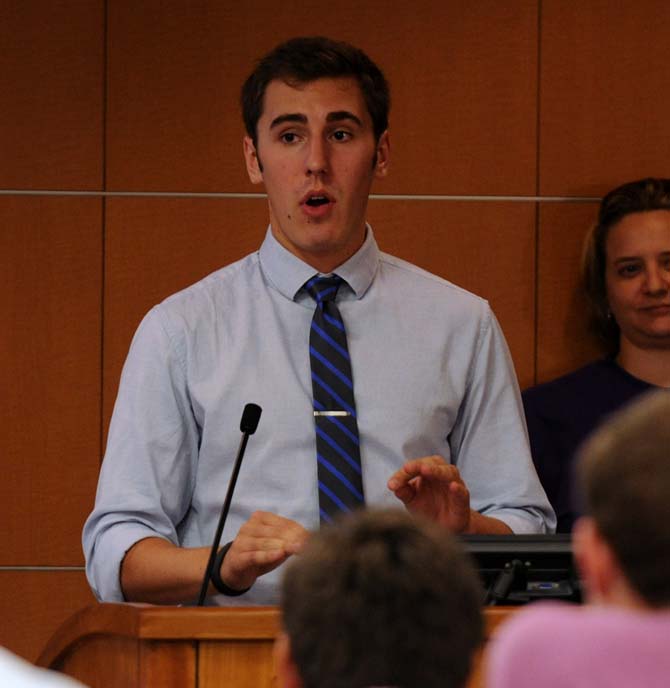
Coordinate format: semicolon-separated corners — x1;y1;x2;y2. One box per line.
83;36;555;606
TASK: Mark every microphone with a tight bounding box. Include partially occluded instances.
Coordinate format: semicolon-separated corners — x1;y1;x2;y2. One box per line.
197;403;262;605
240;403;262;434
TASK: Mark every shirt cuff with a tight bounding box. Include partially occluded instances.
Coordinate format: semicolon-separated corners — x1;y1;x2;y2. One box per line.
486;508;556;535
88;523;171;602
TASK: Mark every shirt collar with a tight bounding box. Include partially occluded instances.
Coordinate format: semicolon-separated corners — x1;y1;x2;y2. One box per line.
258;224;380;301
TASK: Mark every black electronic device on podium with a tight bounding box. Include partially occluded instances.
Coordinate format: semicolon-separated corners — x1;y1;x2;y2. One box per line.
461;534;581;605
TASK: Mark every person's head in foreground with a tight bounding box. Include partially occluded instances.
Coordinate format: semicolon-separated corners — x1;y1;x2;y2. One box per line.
275;508;484;688
573;389;670;608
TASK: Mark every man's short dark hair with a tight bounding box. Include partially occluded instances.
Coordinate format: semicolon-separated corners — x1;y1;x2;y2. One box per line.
577;391;670;607
241;36;390;147
280;508;483;688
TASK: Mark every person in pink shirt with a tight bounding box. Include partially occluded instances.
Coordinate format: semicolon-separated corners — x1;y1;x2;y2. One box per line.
487;390;670;688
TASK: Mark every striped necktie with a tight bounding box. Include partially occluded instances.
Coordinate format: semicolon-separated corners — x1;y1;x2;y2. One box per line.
305;275;365;524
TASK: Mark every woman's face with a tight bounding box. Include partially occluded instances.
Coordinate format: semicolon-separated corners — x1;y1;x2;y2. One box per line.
605;209;670;351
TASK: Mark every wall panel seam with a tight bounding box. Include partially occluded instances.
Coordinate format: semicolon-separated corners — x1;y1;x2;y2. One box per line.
101;0;109;466
533;0;544;385
0;190;599;202
0;567;85;572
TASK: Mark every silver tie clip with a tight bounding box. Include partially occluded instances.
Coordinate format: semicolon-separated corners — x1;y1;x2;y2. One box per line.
313;410;351;417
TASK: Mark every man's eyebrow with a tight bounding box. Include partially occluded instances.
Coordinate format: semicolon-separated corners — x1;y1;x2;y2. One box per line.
268;111;363;129
269;113;307;129
326;111;362;126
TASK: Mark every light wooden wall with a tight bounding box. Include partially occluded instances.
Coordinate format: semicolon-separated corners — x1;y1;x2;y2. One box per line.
1;0;669;661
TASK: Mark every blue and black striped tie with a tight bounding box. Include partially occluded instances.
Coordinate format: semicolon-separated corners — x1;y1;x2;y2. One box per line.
305;275;365;524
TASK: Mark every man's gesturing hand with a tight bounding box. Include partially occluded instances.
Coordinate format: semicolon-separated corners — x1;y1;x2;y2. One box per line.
387;455;472;533
219;511;309;591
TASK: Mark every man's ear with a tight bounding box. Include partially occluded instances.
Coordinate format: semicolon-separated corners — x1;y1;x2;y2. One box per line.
243;136;264;184
373;130;390;179
573;516;619;604
274;631;303;688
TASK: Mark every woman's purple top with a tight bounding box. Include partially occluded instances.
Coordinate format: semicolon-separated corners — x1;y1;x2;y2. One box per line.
522;359;653;532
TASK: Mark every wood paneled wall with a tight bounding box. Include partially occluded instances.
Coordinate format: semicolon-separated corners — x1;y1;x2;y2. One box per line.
2;0;669;662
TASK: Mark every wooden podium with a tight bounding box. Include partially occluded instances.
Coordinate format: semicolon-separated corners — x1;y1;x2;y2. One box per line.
38;604;512;688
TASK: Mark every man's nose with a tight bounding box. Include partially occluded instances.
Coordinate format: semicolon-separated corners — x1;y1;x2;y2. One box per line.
306;137;328;176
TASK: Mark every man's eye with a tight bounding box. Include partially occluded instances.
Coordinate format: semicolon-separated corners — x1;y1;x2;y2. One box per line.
331;130;351;142
280;132;298;144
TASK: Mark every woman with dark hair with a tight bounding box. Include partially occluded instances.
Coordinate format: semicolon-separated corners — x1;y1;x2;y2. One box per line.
523;178;670;532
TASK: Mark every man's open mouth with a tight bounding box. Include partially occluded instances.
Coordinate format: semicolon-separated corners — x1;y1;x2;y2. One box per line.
305;195;330;207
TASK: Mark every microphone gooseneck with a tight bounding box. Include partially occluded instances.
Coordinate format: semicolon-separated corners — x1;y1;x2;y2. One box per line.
196;403;262;606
